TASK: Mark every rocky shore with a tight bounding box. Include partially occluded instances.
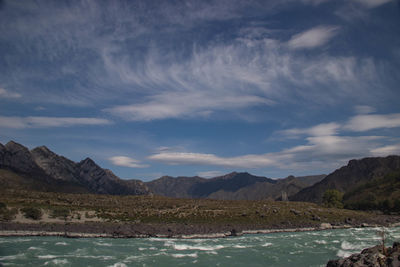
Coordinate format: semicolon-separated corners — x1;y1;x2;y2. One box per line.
327;242;400;267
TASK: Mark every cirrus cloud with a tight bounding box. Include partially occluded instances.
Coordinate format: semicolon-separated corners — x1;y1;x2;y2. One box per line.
0;116;111;129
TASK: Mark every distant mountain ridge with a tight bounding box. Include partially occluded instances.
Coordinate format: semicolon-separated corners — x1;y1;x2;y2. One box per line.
0;141;150;195
145;172;326;200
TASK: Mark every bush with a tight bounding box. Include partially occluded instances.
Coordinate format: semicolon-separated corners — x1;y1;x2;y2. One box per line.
21;207;43;220
0;202;7;210
323;189;343;208
0;205;18;221
50;207;70;220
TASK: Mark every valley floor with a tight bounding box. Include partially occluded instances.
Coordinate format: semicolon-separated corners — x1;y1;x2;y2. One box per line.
1;189;399;238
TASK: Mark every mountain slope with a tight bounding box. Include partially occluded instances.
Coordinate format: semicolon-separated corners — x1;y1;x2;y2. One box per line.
291;156;400;203
0;141;150;195
145;176;207;198
343;171;400;211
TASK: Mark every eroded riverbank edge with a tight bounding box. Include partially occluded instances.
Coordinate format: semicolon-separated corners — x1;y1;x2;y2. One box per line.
1;221;400;239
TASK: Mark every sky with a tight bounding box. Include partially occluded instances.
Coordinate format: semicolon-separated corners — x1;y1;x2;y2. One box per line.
1;0;400;181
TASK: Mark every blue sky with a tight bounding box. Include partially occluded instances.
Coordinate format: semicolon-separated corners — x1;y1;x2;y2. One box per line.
1;0;400;181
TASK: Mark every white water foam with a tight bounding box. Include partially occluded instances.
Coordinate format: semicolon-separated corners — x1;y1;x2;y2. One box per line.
336;250;352;258
38;255;58;259
94;241;112;246
232;244;250;249
55;242;68;246
171;253;198;258
44;259;69;265
28;246;41;250
315;240;327;244
262;242;273;247
0;254;25;261
108;263;127;267
171;243;225;251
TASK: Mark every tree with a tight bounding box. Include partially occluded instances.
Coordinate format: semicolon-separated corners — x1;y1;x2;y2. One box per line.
322;189;343;208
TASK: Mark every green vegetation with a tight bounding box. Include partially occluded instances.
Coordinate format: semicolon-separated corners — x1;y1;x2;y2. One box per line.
21;207;43;220
0;202;18;221
322;189;343;209
50;207;70;220
343;172;400;213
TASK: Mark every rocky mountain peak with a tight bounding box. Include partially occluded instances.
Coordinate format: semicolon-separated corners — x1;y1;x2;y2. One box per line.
32;145;53;154
5;140;29;153
2;141;39;173
79;157;96;167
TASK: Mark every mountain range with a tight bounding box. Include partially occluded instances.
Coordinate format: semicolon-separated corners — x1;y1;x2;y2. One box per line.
145;172;325;200
1;140;400;205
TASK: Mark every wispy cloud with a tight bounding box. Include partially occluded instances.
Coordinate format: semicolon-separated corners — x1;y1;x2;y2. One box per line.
371;144;400;156
149;112;400;170
352;0;393;8
288;25;339;50
109;156;149;168
0;88;21;99
344;114;400;132
0;116;111;129
197;171;224;178
282;113;400;137
148;151;277;168
280;122;341;137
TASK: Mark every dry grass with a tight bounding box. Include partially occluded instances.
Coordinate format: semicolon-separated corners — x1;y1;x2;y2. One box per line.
0;188;372;227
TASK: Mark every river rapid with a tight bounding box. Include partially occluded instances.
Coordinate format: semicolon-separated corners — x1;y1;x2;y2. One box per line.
1;227;399;266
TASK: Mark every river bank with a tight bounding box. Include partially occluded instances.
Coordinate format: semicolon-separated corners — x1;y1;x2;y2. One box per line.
1;220;400;239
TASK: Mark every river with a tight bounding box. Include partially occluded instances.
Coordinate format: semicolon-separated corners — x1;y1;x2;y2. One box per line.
1;227;399;266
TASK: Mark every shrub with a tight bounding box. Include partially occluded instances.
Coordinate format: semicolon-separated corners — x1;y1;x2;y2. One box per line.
322;189;343;208
50;207;70;220
21;207;43;220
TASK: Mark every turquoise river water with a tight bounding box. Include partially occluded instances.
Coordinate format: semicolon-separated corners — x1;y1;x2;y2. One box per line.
1;227;399;266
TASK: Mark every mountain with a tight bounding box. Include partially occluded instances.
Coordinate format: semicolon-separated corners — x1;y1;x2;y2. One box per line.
0;141;150;195
145;172;325;200
291;155;400;203
145;175;207;198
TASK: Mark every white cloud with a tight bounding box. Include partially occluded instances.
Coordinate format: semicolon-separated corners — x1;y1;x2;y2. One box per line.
106;92;272;121
197;171;224;178
109;156;149;168
0;116;111;129
148;152;277;168
288;25;339;50
371;144;400;156
281;122;341;137
0;88;21;99
352;0;393;8
344;114;400;132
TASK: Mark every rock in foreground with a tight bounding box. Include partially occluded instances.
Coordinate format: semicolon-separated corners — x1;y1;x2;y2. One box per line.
327;242;400;267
